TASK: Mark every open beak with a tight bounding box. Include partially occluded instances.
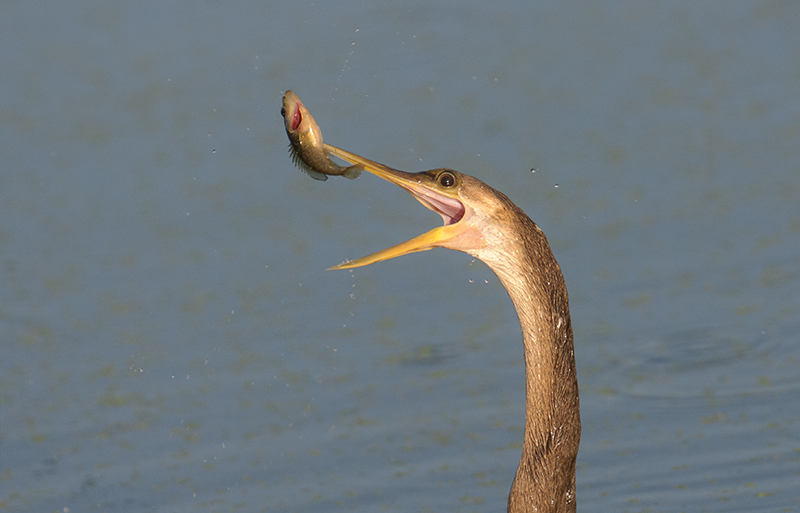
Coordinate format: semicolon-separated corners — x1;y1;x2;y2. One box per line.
323;144;477;270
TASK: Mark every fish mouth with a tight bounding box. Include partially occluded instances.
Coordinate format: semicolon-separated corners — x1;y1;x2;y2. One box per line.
322;144;481;270
281;91;304;131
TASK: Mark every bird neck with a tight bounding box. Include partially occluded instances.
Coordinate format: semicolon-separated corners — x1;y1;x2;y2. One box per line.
481;219;580;513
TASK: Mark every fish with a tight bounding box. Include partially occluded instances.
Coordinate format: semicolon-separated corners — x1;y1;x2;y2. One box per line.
281;90;363;181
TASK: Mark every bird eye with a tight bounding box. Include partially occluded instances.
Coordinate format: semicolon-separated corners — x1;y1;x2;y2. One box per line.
438;172;455;188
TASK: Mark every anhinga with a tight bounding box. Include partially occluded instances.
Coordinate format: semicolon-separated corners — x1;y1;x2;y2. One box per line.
323;144;580;513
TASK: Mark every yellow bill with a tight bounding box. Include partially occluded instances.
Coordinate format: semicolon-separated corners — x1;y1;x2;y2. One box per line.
322;144;483;270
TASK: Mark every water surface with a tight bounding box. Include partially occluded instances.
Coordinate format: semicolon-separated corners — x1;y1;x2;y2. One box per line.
2;2;799;512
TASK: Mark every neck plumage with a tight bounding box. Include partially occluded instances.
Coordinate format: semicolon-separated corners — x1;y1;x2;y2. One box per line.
479;212;580;513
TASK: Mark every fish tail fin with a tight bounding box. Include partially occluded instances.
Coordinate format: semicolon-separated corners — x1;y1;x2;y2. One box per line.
342;164;364;180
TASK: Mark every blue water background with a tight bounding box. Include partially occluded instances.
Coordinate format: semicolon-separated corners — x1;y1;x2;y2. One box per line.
2;2;799;511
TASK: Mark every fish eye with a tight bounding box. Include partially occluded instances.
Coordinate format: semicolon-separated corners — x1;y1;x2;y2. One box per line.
438;172;456;188
280;107;286;117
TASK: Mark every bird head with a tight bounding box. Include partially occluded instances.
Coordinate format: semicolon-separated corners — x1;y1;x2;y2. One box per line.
323;144;498;270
